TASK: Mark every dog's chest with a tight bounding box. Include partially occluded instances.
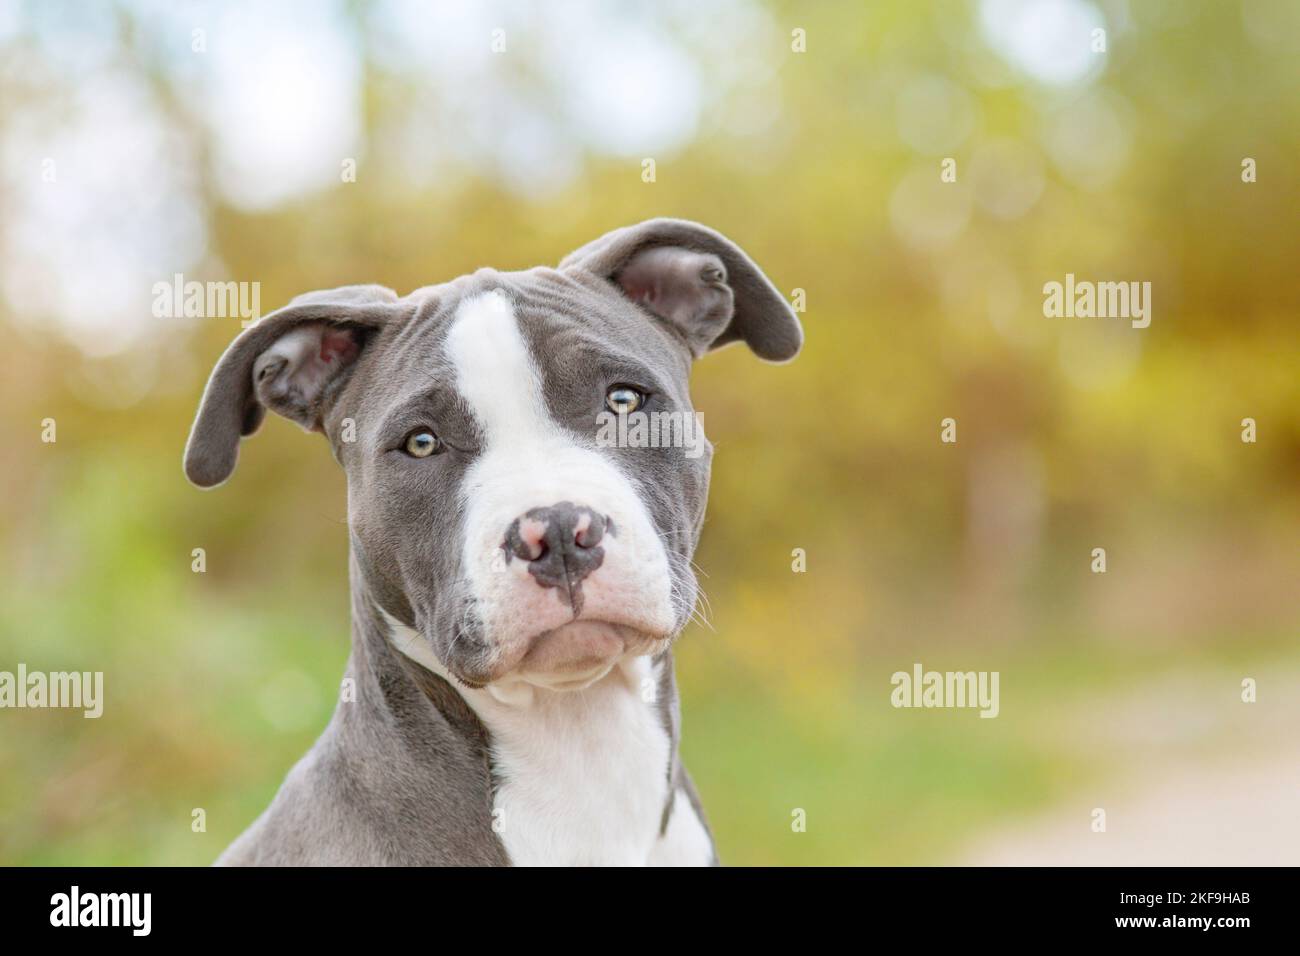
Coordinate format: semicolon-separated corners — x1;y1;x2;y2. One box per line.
482;665;672;865
386;620;711;865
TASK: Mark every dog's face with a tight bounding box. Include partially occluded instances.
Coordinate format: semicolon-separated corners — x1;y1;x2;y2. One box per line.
185;219;800;690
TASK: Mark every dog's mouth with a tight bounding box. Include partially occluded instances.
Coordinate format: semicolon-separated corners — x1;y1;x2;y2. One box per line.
492;620;668;690
521;620;627;672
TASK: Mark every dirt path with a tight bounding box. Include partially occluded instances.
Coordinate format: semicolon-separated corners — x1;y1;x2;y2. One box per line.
960;664;1300;865
960;747;1300;865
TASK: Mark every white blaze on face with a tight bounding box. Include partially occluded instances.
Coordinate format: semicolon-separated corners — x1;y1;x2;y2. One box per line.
444;291;541;457
444;291;676;665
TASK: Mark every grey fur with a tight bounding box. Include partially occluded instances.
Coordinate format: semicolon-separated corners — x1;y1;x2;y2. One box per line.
187;219;800;866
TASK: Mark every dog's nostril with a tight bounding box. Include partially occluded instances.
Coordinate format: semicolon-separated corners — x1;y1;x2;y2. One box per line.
509;537;544;563
504;515;550;563
573;511;606;550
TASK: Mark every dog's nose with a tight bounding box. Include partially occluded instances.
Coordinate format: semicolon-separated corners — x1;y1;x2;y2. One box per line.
503;502;609;599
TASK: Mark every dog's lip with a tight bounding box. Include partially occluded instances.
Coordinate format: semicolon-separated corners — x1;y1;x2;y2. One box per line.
520;620;635;674
487;619;667;685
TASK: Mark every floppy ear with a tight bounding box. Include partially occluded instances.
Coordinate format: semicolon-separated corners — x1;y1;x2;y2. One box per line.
559;218;802;362
184;285;409;489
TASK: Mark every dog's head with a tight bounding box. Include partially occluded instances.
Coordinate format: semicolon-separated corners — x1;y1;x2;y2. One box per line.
185;219;801;690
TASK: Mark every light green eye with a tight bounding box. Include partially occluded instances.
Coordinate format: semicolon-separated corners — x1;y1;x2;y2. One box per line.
403;430;441;458
605;385;645;415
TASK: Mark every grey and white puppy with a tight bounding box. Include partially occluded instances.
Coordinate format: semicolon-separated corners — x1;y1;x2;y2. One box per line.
185;218;801;866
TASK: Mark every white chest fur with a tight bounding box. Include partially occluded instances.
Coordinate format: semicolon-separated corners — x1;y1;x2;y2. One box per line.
386;617;712;866
476;659;671;866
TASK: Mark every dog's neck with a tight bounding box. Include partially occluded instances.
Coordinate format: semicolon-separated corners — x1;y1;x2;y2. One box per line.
336;567;493;758
342;557;689;866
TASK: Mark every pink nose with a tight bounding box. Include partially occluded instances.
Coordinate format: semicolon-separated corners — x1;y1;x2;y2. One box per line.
514;516;549;560
509;506;604;561
502;503;611;613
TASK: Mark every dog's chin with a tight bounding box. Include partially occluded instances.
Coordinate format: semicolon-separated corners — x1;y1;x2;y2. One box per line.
499;620;667;691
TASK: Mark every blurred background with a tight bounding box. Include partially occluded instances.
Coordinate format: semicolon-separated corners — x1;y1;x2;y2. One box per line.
1;0;1298;865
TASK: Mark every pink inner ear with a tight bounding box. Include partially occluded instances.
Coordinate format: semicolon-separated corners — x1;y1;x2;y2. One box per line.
253;323;365;427
615;246;731;329
617;273;655;304
320;328;360;365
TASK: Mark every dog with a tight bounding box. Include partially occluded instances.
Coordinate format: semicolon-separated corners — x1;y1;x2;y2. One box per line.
184;218;802;865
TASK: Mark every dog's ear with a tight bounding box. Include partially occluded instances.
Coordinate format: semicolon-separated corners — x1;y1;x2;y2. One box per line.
559;218;802;362
184;285;409;489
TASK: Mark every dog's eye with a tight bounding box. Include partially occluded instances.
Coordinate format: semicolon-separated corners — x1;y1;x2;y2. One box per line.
403;430;441;458
605;385;645;415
